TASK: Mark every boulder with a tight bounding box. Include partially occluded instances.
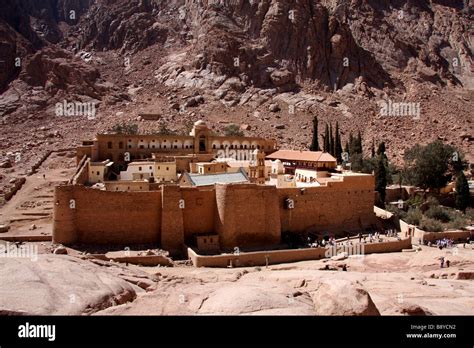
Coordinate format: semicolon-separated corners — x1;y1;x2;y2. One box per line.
399;304;433;316
270;69;294;87
311;280;380;316
269;103;281;112
53;246;68;255
0;255;141;315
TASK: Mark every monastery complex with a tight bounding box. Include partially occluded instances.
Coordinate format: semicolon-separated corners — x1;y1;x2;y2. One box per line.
53;121;377;256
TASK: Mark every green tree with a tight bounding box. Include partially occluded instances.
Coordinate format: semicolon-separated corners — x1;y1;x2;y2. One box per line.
335;122;343;162
309;116;320;151
455;171;470;212
323;123;330;153
371;139;375;158
404;140;460;191
109;122;139;135
224;124;244;137
157;123;175;135
355;130;362;154
348;131;354;155
329;123;334;156
375;153;387;207
377;142;386;156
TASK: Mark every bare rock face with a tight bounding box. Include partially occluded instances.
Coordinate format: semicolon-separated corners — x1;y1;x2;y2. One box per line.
76;0;168;53
311;280;381;316
398;304;433;316
0;255;144;315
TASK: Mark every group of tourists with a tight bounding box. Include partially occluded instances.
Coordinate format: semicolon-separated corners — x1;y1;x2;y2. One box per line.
306;229;401;249
439;256;451;268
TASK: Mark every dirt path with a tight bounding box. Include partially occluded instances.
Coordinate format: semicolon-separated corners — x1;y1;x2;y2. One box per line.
0;151;76;236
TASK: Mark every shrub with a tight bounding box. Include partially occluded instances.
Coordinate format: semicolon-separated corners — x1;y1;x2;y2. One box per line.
405;207;423;225
406;194;424;209
109;122;139;135
385;205;407;220
425;205;451;223
466;207;474;221
224;124;244;137
447;215;469;230
420;217;444;232
425;196;440;207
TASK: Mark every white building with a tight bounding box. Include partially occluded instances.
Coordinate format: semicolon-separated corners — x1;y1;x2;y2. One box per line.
119;161;177;182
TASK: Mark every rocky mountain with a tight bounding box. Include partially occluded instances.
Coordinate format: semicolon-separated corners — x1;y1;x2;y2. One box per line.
0;0;472;182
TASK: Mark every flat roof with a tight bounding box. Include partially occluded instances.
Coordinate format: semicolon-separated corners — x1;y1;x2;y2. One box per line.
226;160;272;167
186;170;249;187
266;150;336;163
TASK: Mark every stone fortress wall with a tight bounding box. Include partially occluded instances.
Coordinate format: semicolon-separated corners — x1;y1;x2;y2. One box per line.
53;174;376;254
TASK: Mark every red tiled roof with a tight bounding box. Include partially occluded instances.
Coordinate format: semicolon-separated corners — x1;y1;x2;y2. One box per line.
266;150;336;163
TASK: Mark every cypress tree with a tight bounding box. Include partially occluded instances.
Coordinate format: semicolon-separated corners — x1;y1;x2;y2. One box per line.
329;123;334;156
375;154;387;207
335;122;343;162
377;142;386;156
455;171;470;212
355;130;362;154
348;131;354;155
323;123;330;153
309;116;320;151
371;139;375;158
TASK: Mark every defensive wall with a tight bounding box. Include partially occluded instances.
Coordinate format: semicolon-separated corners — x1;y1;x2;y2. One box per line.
400;219;472;243
53;174;377;254
187;237;412;268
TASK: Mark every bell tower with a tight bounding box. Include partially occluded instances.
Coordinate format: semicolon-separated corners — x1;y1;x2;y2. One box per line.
190;120;210;153
249;150;266;184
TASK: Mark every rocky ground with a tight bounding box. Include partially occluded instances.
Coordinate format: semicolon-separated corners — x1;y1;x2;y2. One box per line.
0;244;473;315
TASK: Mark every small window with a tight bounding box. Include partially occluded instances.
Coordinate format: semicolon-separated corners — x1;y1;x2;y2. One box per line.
128;145;132;149
119;142;123;149
149;166;152;170
107;141;112;149
96;171;100;175
166;167;169;171
139;167;142;171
